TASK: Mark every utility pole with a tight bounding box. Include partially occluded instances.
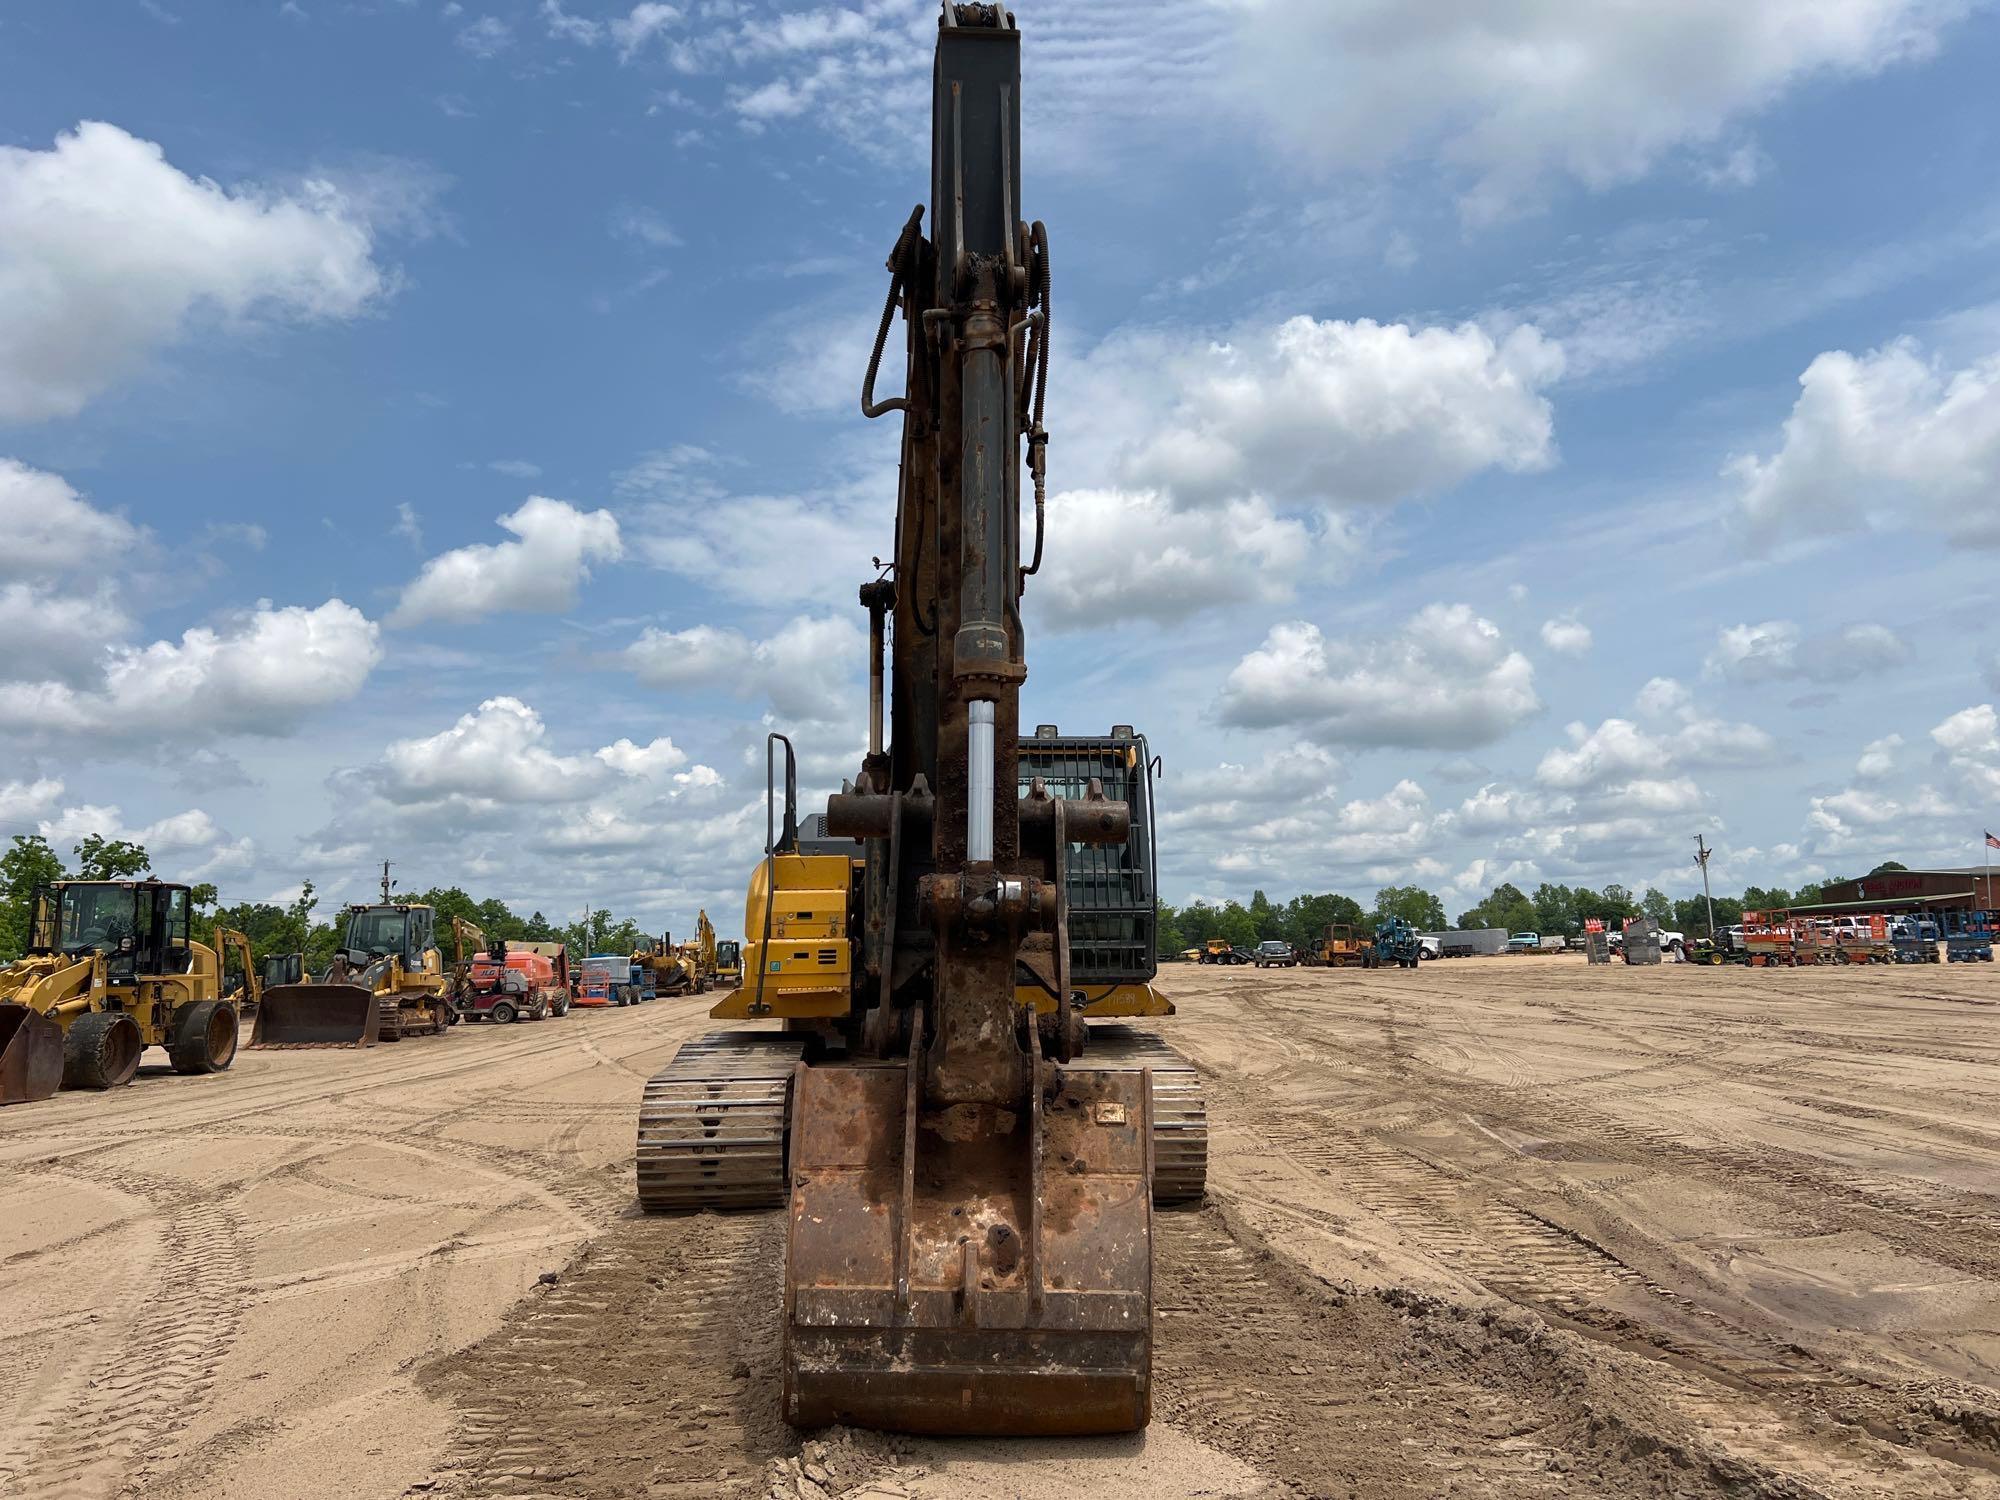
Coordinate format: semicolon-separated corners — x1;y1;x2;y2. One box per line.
1693;835;1716;942
380;860;396;904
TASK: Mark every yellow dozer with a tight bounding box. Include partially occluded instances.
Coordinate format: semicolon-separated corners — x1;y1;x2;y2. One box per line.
250;902;479;1048
0;880;247;1105
633;10;1201;1437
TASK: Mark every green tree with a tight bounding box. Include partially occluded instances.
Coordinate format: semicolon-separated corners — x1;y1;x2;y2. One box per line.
1641;887;1674;925
1531;882;1576;937
0;835;67;961
1215;900;1259;950
1247;888;1281;939
1868;860;1908;875
1372;885;1446;930
1742;885;1792;914
73;834;151;881
1177;899;1221;944
1155;901;1186;959
1458;881;1535;933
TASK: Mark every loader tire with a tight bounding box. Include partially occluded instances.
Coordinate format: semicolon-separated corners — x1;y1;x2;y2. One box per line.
491;1000;518;1024
169;1001;239;1075
63;1012;144;1091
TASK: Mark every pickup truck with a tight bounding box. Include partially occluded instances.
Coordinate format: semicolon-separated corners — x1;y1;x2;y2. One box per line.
1253;940;1298;968
1507;932;1540;953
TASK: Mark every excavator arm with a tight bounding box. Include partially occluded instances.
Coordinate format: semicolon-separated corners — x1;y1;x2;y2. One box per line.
782;4;1152;1437
214;926;258;1011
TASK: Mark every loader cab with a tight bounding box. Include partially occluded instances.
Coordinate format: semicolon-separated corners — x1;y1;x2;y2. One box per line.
339;904;437;970
38;880;194;980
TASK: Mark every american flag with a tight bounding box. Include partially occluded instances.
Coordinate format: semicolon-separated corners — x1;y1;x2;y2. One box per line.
1988;830;2000;850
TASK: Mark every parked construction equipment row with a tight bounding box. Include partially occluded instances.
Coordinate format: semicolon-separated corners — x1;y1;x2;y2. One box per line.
0;870;732;1105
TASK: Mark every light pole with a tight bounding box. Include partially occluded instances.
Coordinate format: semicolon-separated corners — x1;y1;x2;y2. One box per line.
1693;835;1716;942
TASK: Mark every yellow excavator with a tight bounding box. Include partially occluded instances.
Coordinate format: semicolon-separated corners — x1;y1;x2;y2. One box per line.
680;910;718;992
251;877;480;1047
637;912;720;997
0;880;248;1104
634;6;1201;1436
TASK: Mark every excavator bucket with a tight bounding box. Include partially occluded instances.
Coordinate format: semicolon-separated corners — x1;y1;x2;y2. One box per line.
784;1060;1152;1435
248;982;381;1049
0;1005;65;1105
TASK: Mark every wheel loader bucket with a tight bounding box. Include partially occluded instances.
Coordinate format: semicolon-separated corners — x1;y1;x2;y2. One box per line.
783;1060;1152;1436
0;1005;65;1105
248;983;381;1049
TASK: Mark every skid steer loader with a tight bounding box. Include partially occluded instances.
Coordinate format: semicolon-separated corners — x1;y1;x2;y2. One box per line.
251;899;479;1048
632;6;1205;1437
0;881;245;1104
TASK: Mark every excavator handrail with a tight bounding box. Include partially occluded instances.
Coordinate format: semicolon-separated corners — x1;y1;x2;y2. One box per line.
752;732;797;1017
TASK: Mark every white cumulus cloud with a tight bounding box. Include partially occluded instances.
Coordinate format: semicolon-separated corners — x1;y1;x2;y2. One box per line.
1730;335;2000;545
1539;616;1592;656
1081;316;1565;511
0;122;394;422
0;460;142;575
391;497;623;625
0;582;133;684
624;613;864;722
1217;604;1541;750
0;599;381;742
0;777;64;830
1703;619;1911;681
1227;0;1974;221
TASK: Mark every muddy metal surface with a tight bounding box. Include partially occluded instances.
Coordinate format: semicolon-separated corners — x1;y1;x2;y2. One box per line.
2;958;1997;1498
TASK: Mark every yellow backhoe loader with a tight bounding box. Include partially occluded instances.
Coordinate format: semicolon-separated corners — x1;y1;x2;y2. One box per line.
250;895;480;1048
633;9;1201;1437
0;880;245;1104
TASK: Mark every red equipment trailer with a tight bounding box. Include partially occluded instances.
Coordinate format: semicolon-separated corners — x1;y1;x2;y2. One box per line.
454;945;571;1023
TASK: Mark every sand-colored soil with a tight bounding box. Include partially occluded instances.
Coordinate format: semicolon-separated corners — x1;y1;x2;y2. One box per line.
2;956;1996;1498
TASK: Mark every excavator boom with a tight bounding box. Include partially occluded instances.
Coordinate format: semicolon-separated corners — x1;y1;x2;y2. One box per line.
776;5;1153;1435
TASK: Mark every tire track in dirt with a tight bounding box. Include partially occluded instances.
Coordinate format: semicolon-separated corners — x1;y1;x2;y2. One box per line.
0;1167;244;1500
1154;1206;1982;1499
422;1209;788;1499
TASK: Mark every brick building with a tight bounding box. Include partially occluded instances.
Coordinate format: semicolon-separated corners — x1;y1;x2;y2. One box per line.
1811;867;1997;913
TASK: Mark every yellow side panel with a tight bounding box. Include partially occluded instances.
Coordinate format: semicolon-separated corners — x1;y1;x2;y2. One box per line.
708;933;852;1019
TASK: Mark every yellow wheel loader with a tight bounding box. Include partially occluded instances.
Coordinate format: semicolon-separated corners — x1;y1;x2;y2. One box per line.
250;899;480;1048
633;9;1201;1437
0;880;246;1105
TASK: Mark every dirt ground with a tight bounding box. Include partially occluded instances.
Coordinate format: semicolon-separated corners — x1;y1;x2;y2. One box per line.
2;956;1998;1499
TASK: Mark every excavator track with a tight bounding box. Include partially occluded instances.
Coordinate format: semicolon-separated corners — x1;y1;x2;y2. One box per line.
1085;1023;1209;1205
636;1031;809;1211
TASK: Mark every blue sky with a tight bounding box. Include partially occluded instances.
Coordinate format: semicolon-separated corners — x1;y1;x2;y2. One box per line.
4;0;2000;933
